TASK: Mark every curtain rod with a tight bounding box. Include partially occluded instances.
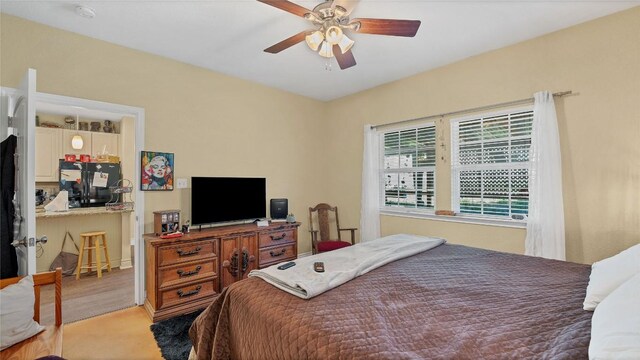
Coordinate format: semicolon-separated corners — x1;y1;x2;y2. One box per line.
371;91;573;130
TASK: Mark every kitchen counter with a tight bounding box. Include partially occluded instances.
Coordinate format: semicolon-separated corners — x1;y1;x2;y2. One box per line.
36;207;133;219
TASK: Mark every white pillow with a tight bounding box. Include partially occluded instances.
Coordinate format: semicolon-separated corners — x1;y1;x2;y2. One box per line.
589;273;640;359
583;244;640;311
0;276;45;350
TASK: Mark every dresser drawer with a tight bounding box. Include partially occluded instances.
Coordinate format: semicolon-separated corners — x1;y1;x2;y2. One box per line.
158;259;217;289
157;277;217;310
259;244;296;267
258;229;295;248
158;239;216;267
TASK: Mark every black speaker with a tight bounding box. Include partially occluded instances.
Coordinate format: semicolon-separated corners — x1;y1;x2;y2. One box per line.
270;198;288;220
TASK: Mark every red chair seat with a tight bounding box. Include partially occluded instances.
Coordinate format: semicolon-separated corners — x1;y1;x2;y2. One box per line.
317;240;352;253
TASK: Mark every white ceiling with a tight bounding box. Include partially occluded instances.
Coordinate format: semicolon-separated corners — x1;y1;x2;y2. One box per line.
1;1;638;101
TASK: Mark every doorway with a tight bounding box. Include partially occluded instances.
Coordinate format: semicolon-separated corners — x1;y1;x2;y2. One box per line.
1;73;146;323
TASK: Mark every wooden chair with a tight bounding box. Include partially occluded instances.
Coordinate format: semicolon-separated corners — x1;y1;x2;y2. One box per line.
308;203;357;254
0;268;63;359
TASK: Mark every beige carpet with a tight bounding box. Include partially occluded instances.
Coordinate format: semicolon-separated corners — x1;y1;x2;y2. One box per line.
39;267;135;325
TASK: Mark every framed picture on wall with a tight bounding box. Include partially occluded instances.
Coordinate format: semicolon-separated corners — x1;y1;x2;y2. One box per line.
141;151;174;191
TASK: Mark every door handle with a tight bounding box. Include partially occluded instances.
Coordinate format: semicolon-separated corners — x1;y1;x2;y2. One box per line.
11;236;47;248
35;236;48;245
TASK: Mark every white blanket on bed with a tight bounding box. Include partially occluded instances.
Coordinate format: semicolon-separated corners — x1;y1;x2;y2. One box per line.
248;234;445;299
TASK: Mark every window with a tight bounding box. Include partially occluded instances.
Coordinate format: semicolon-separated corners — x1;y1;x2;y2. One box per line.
382;124;436;212
451;109;532;218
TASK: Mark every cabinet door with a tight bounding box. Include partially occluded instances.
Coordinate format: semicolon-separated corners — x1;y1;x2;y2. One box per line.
35;127;62;182
62;129;92;156
220;236;240;289
220;234;258;287
240;234;258;280
91;132;119;157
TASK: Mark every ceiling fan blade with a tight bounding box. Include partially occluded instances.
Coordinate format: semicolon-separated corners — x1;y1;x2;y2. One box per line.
351;18;421;37
257;0;312;18
264;31;308;53
332;0;359;16
333;45;357;70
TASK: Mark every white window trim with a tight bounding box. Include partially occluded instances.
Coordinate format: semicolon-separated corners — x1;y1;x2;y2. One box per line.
380;210;527;229
379;121;436;215
450;106;533;223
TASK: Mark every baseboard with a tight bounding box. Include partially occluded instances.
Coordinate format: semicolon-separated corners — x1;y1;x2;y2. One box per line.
120;258;133;269
297;251;312;258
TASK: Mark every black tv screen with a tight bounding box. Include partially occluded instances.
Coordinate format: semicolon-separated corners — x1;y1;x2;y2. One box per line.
191;177;266;225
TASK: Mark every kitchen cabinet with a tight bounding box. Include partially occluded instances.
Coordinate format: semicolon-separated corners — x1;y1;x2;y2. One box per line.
61;129;119;157
35;127;62;182
91;132;119;157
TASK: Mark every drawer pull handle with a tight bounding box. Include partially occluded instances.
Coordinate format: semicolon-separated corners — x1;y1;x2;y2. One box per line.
176;246;202;257
177;265;202;278
270;249;287;257
270;233;287;241
177;285;202;298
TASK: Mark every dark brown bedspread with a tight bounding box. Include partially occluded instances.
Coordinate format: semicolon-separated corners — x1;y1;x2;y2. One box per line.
190;244;592;359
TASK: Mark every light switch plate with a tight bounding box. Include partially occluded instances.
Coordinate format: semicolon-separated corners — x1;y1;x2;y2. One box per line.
177;178;188;189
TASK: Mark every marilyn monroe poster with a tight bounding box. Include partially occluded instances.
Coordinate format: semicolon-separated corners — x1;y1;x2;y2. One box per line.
141;151;174;191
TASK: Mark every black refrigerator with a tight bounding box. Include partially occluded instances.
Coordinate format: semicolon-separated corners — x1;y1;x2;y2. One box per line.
59;161;121;208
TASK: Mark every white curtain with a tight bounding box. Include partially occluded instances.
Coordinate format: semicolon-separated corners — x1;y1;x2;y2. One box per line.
525;91;565;260
360;124;381;242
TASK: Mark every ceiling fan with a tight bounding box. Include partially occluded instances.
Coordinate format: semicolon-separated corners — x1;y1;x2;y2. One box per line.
258;0;421;70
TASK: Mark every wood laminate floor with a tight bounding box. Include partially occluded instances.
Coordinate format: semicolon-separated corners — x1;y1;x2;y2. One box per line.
40;267;135;324
63;306;163;359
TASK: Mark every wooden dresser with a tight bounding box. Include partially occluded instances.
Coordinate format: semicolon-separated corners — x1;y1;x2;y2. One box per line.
144;222;299;322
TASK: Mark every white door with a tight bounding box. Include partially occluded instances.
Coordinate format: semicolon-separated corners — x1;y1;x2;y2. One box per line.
12;69;38;275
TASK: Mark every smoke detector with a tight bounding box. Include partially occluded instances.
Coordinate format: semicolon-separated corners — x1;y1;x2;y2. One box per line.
75;5;96;19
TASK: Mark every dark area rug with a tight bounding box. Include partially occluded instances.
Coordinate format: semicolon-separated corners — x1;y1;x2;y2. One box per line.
150;310;202;360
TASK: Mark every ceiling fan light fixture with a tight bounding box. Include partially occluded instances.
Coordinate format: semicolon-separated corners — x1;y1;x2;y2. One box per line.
305;30;324;51
325;26;343;45
344;21;361;32
304;12;321;23
337;34;355;54
333;5;347;17
318;41;334;58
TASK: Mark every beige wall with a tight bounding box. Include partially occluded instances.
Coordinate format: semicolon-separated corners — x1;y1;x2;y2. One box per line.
324;7;640;264
2;8;639;264
1;14;328;254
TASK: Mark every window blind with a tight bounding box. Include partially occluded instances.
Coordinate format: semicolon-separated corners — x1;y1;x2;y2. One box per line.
382;124;436;212
452;109;532;218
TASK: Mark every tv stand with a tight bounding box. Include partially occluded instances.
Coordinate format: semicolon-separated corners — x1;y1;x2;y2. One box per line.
144;222;299;322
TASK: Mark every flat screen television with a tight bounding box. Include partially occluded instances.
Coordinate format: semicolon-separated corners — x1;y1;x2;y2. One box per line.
191;177;266;225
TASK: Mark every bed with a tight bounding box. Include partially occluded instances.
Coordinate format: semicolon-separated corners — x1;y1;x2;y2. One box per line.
189;243;592;359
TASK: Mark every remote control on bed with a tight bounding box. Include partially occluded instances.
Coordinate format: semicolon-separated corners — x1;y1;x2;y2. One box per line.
277;261;296;270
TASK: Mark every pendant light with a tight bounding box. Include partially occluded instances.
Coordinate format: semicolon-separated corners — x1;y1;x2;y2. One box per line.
71;114;84;150
71;134;84;150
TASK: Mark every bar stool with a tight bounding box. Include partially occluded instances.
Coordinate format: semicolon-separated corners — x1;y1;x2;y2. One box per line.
76;231;112;279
